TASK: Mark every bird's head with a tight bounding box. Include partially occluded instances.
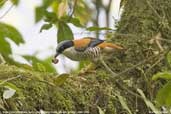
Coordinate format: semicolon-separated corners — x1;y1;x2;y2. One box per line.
52;40;73;64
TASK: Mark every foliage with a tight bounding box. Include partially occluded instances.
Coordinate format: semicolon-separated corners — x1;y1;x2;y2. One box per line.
57;21;73;43
155;82;171;107
53;73;69;86
0;1;57;73
152;52;171;107
0;22;56;73
0;0;20;7
36;0;113;42
152;71;171;80
23;55;56;73
137;88;159;112
35;0;90;43
86;26;113;31
0;22;24;55
0;22;24;66
167;52;171;67
115;92;132;114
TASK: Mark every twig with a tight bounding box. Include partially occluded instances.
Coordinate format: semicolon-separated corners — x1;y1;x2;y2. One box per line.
155;33;164;51
68;0;77;21
115;81;142;99
112;53;161;78
100;50;164;79
0;4;13;20
146;0;171;32
157;38;171;43
146;0;161;19
100;56;117;76
145;55;165;75
21;75;55;87
37;80;55;87
150;32;171;51
0;75;21;85
73;31;141;38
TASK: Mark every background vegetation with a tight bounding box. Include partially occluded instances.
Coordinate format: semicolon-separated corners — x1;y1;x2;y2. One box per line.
0;0;171;114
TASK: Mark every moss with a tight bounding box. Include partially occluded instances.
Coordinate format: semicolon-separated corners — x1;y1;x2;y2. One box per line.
0;64;114;113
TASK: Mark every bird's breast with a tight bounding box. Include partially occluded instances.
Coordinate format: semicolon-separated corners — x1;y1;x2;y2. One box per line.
63;47;101;61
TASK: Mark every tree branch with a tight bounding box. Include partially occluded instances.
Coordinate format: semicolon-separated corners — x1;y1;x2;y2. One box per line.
68;0;77;20
0;75;21;85
0;4;13;20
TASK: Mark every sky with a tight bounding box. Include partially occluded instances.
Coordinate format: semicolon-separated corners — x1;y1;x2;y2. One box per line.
0;0;121;73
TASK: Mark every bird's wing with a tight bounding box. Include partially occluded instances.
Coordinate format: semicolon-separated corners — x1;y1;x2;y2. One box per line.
88;38;104;47
73;37;104;51
97;42;123;50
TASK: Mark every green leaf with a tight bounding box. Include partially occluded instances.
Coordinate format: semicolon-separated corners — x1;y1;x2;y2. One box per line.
152;71;171;80
0;0;19;7
44;11;58;23
42;0;54;8
97;106;105;114
116;93;132;114
35;6;45;22
69;17;84;27
3;86;16;99
1;54;33;70
57;22;73;42
0;23;23;64
156;82;171;107
11;0;19;5
53;73;69;86
35;1;55;23
74;1;92;25
167;51;171;66
60;16;84;27
78;61;90;70
0;80;20;92
36;63;46;72
0;37;12;55
51;0;60;13
0;22;24;45
87;26;113;31
40;23;52;32
137;88;159;112
0;0;5;7
23;56;56;73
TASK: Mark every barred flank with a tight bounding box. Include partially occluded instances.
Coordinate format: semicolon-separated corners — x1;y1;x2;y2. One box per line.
85;47;101;59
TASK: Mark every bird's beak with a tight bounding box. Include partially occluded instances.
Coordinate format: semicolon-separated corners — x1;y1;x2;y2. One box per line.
52;52;59;64
54;52;59;58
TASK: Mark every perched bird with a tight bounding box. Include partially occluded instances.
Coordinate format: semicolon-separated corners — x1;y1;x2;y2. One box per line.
52;37;123;64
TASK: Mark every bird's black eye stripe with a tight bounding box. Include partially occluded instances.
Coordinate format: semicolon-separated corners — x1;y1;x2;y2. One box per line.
56;40;74;53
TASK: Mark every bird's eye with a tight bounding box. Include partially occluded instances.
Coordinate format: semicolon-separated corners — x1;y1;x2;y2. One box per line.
61;46;65;50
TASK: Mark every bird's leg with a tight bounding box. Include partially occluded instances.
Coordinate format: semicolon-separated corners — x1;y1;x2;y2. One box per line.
99;56;117;77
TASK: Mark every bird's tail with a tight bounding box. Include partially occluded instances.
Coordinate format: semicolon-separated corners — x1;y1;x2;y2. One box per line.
98;42;124;50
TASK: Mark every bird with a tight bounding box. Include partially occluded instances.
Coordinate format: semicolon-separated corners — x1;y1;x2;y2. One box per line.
52;37;123;64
